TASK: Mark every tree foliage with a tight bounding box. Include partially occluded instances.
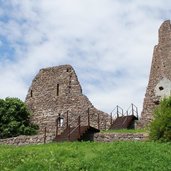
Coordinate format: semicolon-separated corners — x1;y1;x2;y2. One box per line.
0;97;38;138
150;96;171;142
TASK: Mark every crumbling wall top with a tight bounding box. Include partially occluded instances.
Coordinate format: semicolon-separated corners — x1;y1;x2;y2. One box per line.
159;20;171;44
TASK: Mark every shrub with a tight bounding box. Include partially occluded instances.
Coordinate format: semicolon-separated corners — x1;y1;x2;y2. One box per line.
0;97;38;138
149;96;171;142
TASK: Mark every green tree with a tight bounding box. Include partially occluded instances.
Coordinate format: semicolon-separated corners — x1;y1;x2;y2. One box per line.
150;96;171;142
0;97;38;138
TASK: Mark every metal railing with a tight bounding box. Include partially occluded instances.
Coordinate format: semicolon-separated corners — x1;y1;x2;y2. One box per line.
51;104;139;142
67;115;81;140
125;103;138;119
110;104;138;119
110;103;139;128
55;110;76;137
55;108;101;141
110;105;124;125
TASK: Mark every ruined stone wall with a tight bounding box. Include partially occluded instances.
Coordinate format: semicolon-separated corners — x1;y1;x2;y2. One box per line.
0;132;149;145
94;133;149;142
25;65;111;134
0;133;55;146
139;20;171;128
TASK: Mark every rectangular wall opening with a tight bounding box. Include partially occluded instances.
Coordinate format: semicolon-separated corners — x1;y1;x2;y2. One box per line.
57;84;59;96
30;90;33;97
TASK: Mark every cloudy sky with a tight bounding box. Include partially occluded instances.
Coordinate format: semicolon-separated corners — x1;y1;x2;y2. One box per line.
0;0;171;115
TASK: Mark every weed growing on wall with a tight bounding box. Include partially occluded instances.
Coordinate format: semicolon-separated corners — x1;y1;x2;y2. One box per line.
150;96;171;142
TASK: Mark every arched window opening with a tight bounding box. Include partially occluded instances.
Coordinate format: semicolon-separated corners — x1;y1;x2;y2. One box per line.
56;114;64;127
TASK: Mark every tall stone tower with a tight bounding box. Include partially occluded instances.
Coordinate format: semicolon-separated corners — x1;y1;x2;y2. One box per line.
25;65;110;134
139;20;171;128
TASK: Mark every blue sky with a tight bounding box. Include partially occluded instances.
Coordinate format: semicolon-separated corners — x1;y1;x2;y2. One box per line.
0;0;171;114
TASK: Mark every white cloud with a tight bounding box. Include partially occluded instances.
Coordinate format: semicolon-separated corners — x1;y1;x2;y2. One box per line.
0;0;171;115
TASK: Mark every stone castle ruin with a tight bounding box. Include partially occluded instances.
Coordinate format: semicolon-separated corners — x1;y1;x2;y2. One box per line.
26;20;171;134
2;20;170;145
25;65;111;135
139;20;171;128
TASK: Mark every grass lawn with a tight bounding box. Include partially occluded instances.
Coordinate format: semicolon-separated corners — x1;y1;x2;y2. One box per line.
0;141;171;171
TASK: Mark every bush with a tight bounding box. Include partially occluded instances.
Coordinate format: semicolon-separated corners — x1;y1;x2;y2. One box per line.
0;97;38;138
149;96;171;142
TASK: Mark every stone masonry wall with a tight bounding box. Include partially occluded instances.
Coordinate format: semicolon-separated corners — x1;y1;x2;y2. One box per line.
0;133;55;146
94;133;149;142
139;20;171;128
0;132;149;145
25;65;111;134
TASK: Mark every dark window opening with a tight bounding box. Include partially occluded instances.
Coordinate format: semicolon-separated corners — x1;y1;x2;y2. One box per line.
68;74;72;93
57;84;59;96
154;100;160;105
30;90;33;97
159;86;164;91
68;85;71;93
66;68;71;72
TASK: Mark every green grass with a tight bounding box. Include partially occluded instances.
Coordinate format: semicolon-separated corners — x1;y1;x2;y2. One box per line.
0;141;171;171
101;129;147;133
